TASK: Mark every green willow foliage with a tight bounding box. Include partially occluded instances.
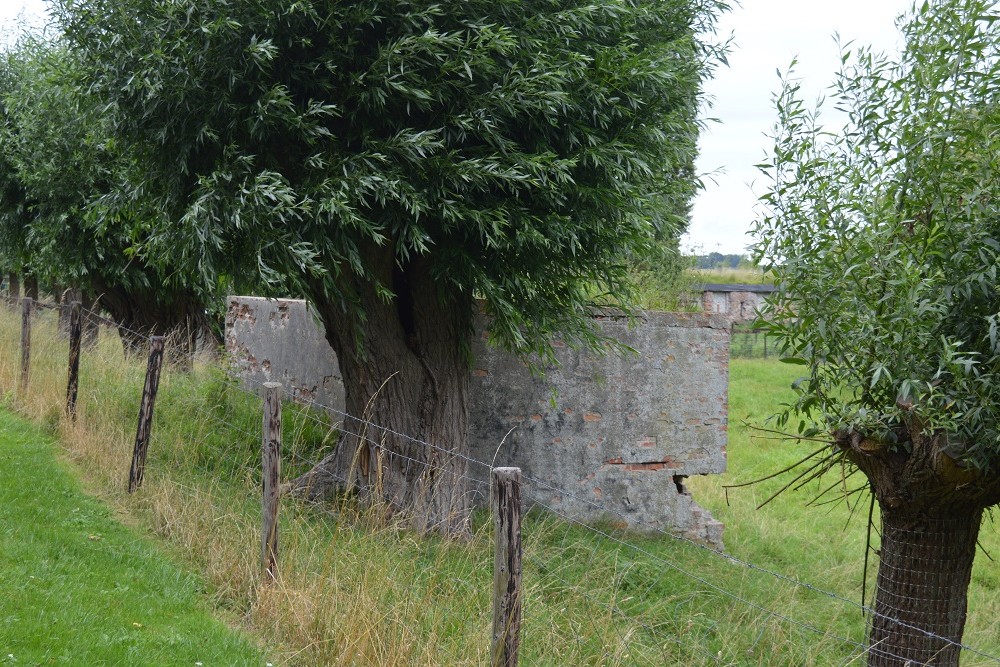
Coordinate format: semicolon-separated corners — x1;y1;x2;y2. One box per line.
754;0;1000;469
0;52;32;281
0;41;122;288
0;39;224;337
54;0;725;361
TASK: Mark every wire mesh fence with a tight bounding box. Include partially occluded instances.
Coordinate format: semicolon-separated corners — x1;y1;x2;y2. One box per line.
729;324;776;359
1;295;999;666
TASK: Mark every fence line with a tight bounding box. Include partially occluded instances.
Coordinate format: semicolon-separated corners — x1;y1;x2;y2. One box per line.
233;371;999;664
231;369;977;649
4;299;999;665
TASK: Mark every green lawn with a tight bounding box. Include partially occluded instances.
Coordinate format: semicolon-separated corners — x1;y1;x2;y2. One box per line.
0;409;268;666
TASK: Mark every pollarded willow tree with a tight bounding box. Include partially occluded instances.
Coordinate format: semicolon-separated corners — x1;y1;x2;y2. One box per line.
55;0;726;533
0;38;220;358
754;1;1000;664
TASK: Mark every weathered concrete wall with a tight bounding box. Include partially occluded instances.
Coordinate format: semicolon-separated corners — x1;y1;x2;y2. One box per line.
699;284;776;324
226;296;729;548
701;290;766;322
225;298;345;408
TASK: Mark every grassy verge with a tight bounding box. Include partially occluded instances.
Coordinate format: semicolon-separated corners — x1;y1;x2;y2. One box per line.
687;267;772;285
0;409;266;665
0;306;997;665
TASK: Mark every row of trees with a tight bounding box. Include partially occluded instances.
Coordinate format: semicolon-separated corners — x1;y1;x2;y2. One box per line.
0;39;220;355
0;0;725;530
3;0;998;664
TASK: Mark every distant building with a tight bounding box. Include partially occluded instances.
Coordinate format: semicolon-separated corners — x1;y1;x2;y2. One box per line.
698;283;776;324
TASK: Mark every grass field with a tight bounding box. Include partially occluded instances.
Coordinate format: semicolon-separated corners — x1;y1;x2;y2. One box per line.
687;267;772;285
0;306;998;665
0;409;267;665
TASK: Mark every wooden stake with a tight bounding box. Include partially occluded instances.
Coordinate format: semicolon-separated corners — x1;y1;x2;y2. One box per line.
127;336;165;493
492;467;523;667
261;382;282;582
19;297;32;391
66;302;82;419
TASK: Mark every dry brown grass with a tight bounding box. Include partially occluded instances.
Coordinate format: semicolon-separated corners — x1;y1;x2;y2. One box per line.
4;304;998;666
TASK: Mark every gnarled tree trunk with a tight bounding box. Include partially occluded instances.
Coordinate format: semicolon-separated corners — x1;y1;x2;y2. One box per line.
89;277;216;368
288;245;473;536
837;430;1000;666
23;274;38;301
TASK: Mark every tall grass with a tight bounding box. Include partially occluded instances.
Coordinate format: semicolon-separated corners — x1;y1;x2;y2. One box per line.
1;304;997;665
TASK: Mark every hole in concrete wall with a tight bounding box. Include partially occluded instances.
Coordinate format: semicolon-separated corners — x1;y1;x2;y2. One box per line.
673;474;689;495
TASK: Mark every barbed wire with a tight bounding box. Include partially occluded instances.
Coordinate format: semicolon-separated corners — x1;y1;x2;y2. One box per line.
192;384;993;664
6;305;1000;664
227;368;1000;663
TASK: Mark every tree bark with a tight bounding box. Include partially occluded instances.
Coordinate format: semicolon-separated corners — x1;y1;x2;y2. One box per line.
288;245;473;536
836;430;1000;667
88;277;216;368
23;274;38;301
866;510;981;667
7;273;20;302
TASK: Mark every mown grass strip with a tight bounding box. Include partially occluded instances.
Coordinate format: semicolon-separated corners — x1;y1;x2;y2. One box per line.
0;408;268;666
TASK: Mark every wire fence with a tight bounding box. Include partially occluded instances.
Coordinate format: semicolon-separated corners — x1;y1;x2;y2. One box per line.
730;324;777;359
2;294;999;666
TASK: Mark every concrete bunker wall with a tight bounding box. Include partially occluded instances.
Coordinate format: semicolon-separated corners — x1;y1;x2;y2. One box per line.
226;296;730;548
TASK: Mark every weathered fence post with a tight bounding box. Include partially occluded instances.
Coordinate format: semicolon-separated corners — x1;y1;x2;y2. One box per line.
19;297;32;391
261;382;282;582
66;302;82;419
492;467;523;667
127;336;165;493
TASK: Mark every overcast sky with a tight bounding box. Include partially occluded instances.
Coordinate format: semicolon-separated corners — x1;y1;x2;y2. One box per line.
2;0;917;256
0;0;46;44
689;0;913;255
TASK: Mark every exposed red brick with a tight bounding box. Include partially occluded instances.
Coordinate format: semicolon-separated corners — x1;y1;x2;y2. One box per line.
530;414;542;422
473;368;488;377
624;462;668;471
583;411;602;422
604;457;623;465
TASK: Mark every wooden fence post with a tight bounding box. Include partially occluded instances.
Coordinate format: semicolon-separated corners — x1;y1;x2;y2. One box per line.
66;302;82;419
492;467;523;667
19;297;32;391
261;382;282;582
127;336;165;493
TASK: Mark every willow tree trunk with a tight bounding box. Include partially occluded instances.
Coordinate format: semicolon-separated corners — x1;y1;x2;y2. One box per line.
7;273;19;301
867;510;981;666
23;275;38;301
89;277;215;368
837;430;1000;667
289;247;473;536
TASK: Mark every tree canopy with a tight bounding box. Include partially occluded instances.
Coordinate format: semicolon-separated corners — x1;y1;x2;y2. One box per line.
52;0;725;530
0;37;222;354
54;0;722;360
753;0;1000;663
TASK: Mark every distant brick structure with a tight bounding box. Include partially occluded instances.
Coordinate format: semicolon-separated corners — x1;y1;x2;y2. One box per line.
699;283;776;323
226;297;730;548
